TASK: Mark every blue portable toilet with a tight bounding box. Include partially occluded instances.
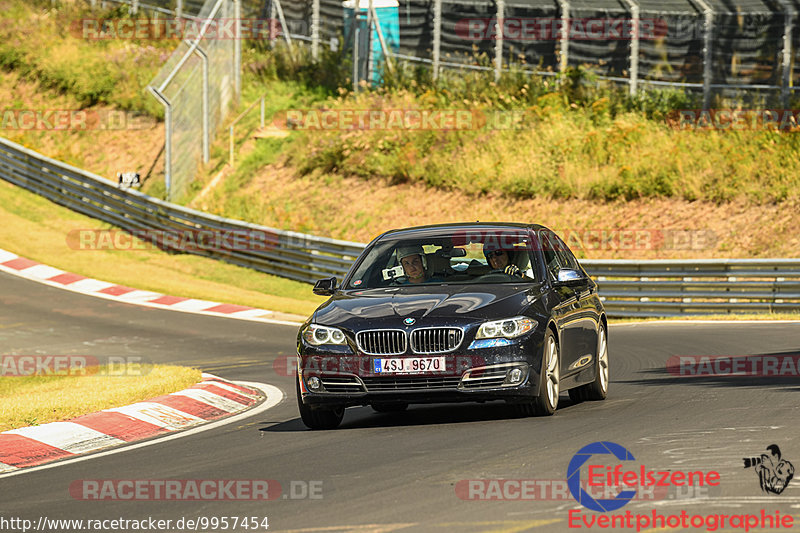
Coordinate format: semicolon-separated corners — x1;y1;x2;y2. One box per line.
343;0;399;84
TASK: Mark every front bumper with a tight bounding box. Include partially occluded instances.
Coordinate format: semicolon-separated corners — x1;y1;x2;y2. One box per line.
297;333;546;408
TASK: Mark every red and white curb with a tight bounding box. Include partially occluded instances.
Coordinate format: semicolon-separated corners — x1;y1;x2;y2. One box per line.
0;248;302;326
0;373;263;473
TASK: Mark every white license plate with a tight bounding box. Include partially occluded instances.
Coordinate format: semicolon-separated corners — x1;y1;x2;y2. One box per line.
373;357;446;374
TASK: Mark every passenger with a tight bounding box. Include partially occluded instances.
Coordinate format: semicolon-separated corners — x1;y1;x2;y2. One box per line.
484;245;523;277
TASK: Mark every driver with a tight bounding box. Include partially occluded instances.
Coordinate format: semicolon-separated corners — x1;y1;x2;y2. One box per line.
396;246;429;284
484;244;523;277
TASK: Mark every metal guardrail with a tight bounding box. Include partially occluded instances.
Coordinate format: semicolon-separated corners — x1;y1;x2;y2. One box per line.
1;136;799;317
0;138;363;285
585;259;800;317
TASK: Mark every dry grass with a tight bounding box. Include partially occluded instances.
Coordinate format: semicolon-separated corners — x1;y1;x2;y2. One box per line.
610;313;800;324
283;89;800;204
0;178;324;317
200;160;800;260
0;70;164;185
0;364;201;431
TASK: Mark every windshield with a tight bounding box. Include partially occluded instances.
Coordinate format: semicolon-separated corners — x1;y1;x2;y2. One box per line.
345;229;538;289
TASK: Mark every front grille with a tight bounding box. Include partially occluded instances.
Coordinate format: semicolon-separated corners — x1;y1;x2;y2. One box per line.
410;328;463;354
319;375;364;393
460;367;509;389
356;330;407;355
362;376;462;391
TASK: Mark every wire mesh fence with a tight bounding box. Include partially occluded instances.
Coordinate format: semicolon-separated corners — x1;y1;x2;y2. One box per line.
269;0;800;106
90;0;259;200
140;0;243;201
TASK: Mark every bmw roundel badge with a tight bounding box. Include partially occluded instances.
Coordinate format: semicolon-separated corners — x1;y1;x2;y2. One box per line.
404;317;416;325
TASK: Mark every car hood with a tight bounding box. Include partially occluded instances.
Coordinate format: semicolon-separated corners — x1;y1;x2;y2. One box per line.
313;284;539;327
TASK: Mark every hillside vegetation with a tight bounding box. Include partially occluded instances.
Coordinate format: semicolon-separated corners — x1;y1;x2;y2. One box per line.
1;2;798;264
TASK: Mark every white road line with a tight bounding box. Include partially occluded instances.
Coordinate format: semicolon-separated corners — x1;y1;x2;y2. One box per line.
0;382;284;479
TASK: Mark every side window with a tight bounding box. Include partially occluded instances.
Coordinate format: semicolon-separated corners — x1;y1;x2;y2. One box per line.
553;235;581;273
540;232;561;281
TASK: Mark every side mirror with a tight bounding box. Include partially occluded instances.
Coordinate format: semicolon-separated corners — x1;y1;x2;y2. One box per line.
313;277;337;296
556;269;583;284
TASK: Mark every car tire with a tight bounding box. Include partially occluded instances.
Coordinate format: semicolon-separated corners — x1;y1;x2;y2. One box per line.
568;323;609;403
515;329;560;417
371;402;409;413
296;378;345;430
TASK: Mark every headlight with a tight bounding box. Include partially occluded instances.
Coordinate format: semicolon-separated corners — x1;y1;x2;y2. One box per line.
302;324;347;346
475;316;536;339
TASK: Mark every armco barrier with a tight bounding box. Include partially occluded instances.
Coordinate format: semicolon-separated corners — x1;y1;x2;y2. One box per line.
0;137;362;285
1;137;799;317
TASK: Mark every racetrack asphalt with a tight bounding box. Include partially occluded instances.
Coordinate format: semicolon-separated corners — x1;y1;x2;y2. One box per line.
2;269;800;532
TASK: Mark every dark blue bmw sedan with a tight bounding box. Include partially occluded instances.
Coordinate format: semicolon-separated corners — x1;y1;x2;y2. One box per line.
296;223;608;429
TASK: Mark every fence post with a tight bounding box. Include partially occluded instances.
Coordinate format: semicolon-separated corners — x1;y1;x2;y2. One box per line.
234;0;242;104
432;0;442;80
273;0;295;51
367;0;374;81
558;0;569;76
691;0;713;109
192;45;210;164
777;0;794;108
369;3;395;73
623;0;639;96
148;87;172;201
353;25;360;91
270;0;277;41
131;0;139;14
494;0;504;81
176;0;183;19
312;0;320;59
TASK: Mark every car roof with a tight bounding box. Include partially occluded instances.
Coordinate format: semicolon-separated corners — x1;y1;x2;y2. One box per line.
381;222;547;237
377;222;550;240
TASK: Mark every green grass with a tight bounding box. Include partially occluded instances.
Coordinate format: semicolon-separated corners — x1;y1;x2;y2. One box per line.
226;44;800;205
0;0;173;117
0;364;201;431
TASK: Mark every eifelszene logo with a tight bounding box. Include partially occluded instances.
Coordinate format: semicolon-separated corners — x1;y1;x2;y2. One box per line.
743;445;795;495
567;441;721;512
567;441;795;531
568;441;637;512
